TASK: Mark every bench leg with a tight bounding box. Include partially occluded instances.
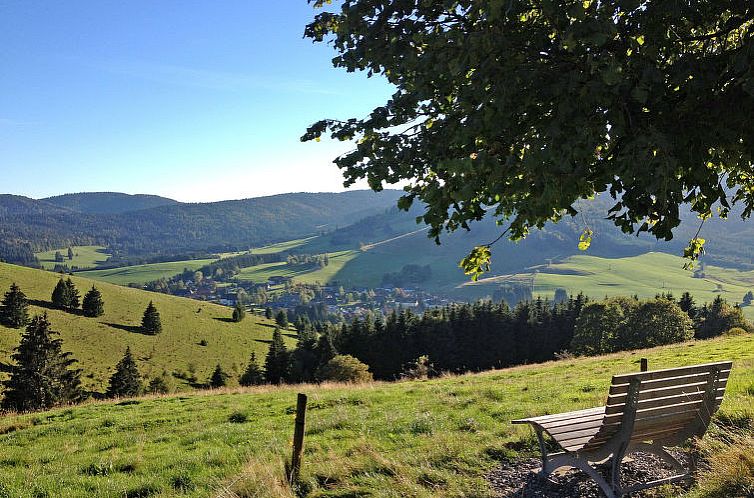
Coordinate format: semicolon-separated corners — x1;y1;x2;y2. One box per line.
542;452;619;498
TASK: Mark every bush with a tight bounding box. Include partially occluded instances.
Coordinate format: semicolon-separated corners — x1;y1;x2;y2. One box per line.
725;327;749;337
316;355;373;383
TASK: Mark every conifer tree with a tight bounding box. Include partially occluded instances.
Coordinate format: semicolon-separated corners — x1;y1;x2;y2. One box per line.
82;286;104;318
51;278;69;309
209;364;228;388
0;282;29;328
67;247;74;260
264;327;289;384
106;347;141;398
2;313;83;411
54;251;64;263
65;278;80;309
239;352;264;386
275;309;288;328
232;303;245;322
141;301;162;335
264;307;272;320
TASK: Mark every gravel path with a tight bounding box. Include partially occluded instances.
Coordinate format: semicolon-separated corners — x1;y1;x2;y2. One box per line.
488;453;690;497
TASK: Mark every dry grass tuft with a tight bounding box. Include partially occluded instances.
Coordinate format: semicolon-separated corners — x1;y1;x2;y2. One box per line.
688;427;754;498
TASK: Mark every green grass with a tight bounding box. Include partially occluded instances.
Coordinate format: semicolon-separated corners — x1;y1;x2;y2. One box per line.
77;259;218;286
36;245;112;270
0;263;295;393
0;334;751;497
251;237;317;255
467;252;754;318
234;250;359;285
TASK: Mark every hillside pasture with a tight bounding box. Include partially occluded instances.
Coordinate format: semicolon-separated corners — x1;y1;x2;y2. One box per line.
0;334;750;497
77;258;218;286
0;263;293;392
467;252;754;318
36;245;112;271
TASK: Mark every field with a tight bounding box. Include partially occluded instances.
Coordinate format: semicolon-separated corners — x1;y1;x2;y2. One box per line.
36;245;112;270
77;259;218;286
468;252;754;318
0;263;294;392
235;250;359;285
0;334;750;497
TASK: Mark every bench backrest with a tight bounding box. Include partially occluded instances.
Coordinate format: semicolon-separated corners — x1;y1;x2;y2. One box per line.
585;361;731;448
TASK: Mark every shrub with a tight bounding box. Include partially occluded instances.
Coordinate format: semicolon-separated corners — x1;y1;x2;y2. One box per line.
316;355;373;383
724;327;749;337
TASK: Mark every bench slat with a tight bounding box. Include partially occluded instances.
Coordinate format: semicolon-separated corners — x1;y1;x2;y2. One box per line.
605;392;724;416
609;371;729;396
511;406;604;425
608;384;726;406
610;361;732;384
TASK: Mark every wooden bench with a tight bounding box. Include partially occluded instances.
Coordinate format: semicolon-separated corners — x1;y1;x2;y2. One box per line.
512;361;732;498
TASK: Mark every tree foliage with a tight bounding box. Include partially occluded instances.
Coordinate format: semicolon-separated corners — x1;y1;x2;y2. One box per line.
106;347;141;398
82;286;104;318
209;364;228;388
316;355;373;383
232;303;246;323
239;352;265;386
0;282;29;328
2;314;83;411
305;0;754;276
264;328;290;384
51;278;80;311
141;301;162;335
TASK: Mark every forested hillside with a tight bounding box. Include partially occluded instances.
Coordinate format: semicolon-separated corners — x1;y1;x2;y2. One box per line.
43;192;178;214
0;190;402;264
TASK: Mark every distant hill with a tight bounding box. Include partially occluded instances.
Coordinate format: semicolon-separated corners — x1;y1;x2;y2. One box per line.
0;262;292;392
0;190;403;263
43;192;179;214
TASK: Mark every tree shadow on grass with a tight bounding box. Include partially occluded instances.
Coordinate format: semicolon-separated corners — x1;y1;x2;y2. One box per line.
254;339;273;345
28;299;83;316
213;317;235;323
103;322;147;335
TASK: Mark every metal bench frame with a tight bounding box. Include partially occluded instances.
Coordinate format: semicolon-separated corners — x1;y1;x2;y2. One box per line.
512;361;731;498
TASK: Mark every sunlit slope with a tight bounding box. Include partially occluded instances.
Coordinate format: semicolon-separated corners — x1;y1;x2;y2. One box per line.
36;245;112;271
0;334;750;497
0;263;292;391
468;252;754;317
77;258;218;286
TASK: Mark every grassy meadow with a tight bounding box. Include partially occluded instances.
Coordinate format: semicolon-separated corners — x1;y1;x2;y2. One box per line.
77;259;218;286
36;245;112;271
467;252;754;318
0;263;295;392
0;334;750;497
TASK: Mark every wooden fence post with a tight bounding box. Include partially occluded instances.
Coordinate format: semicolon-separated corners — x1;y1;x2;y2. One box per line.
289;393;307;485
640;358;648;372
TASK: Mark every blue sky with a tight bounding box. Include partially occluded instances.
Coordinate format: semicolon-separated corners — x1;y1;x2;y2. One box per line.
0;1;394;201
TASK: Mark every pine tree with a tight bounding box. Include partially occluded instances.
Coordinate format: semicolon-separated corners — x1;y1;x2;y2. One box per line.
51;278;69;309
264;328;289;384
239;352;264;386
0;283;29;328
275;309;289;328
82;286;104;318
141;301;162;335
209;364;228;388
2;314;83;411
232;303;245;322
264;307;272;320
54;251;64;263
65;278;80;309
106;347;141;398
67;247;74;260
